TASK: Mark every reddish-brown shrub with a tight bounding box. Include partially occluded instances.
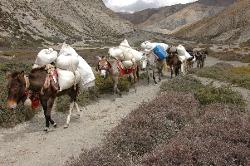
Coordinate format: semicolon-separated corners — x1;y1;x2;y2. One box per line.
141;104;250;166
68;92;199;166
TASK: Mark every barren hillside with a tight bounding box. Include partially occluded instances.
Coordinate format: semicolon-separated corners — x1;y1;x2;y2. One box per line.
118;0;236;34
174;0;250;44
0;0;132;48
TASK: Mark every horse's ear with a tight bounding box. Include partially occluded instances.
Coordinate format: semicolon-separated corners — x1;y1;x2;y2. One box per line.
96;56;102;61
5;71;11;80
18;71;25;79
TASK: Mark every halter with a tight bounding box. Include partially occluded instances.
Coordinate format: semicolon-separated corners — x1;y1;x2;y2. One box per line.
98;59;111;71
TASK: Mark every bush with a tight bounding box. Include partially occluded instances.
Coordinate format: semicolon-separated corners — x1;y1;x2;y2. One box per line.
68;91;199;166
160;76;245;108
194;63;250;90
141;104;250;166
95;74;131;94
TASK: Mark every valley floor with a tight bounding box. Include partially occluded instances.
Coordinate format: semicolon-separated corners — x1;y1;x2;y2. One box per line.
0;56;249;166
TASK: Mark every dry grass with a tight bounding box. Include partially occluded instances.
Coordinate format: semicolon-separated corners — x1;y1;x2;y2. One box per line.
160;76;245;108
193;63;250;90
208;49;250;63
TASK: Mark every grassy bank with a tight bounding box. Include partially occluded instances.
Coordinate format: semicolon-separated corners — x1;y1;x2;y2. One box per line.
208;49;250;63
68;77;248;166
193;63;250;90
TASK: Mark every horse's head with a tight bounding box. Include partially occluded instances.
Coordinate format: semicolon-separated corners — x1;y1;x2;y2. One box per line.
96;56;111;79
6;71;27;109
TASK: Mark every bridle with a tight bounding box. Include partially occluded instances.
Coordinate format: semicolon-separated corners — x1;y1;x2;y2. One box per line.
97;59;111;71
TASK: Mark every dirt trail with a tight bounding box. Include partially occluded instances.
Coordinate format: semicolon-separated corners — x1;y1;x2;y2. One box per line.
0;82;160;166
0;56;249;166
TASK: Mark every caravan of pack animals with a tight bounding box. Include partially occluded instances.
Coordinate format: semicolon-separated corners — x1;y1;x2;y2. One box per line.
5;39;207;131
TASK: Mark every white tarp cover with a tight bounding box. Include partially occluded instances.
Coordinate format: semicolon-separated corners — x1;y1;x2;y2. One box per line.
56;43;79;72
57;69;81;91
34;48;58;66
77;56;95;89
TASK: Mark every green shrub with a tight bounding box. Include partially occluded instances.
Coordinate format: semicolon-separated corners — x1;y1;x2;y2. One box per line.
95;74;131;94
194;63;250;90
160;76;245;109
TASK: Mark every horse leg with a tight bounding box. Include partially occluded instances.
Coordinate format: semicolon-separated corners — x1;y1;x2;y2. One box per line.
74;102;82;118
153;70;157;84
131;73;136;93
158;67;162;82
147;68;150;84
64;102;74;128
170;66;173;79
113;76;121;96
47;97;57;128
40;98;50;132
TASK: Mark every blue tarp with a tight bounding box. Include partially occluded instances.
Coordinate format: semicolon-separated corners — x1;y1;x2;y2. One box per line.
153;45;168;60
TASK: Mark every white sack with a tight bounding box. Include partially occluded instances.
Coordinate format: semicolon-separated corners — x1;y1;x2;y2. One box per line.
141;41;168;52
77;56;95;89
34;48;58;66
122;60;134;68
57;69;81;91
176;45;192;62
108;47;124;59
119;39;143;61
56;43;79;71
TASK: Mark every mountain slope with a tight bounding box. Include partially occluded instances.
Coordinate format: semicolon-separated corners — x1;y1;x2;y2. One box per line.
0;0;132;48
117;4;187;25
174;0;250;43
141;2;224;34
118;0;236;34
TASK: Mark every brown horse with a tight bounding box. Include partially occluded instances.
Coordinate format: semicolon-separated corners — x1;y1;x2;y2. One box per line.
167;47;182;78
195;50;207;68
6;65;81;131
96;56;138;95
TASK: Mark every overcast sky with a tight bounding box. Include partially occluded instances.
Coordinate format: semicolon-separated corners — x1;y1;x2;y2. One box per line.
103;0;198;13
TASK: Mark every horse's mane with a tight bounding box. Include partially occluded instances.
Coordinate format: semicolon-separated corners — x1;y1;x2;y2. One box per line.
10;71;22;77
30;66;46;74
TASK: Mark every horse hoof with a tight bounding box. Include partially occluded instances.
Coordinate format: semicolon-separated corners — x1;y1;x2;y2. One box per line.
64;124;69;129
53;123;57;128
44;127;49;132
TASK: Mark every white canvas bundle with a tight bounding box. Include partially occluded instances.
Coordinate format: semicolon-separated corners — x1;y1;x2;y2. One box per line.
108;47;124;59
57;69;81;91
56;43;79;72
119;39;143;62
122;60;134;69
34;48;58;66
77;56;95;89
141;41;169;52
176;45;192;62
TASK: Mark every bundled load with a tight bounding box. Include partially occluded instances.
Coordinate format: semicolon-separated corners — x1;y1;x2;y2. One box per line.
34;43;95;92
141;41;169;53
33;48;58;68
176;45;193;62
77;56;96;89
109;39;143;69
57;69;81;91
56;43;79;72
119;39;143;62
153;45;168;60
141;41;169;60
